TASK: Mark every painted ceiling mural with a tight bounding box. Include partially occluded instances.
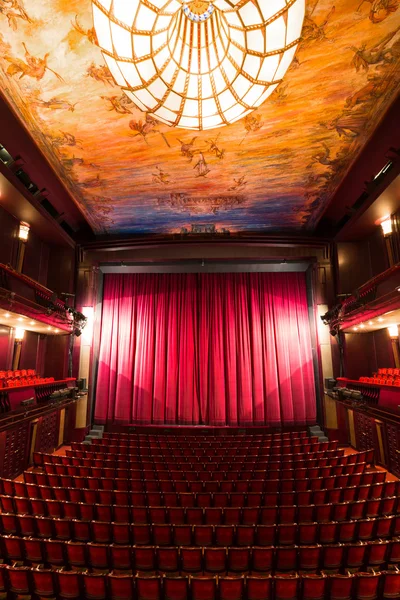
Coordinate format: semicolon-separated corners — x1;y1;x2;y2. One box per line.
0;0;399;235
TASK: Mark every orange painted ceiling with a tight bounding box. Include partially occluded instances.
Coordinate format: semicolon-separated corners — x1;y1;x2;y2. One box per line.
0;0;399;235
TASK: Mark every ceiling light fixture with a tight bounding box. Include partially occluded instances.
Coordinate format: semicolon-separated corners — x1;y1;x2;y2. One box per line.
368;321;373;325
92;0;305;130
360;324;365;329
378;317;384;322
353;327;358;331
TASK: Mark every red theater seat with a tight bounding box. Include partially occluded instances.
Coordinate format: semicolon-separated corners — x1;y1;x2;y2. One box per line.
108;573;135;600
136;576;162;600
219;576;245;600
163;576;189;600
204;547;227;574
191;576;217;600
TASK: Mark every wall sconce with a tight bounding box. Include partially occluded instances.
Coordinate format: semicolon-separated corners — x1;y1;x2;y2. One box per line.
16;222;30;273
380;215;392;236
18;222;30;242
377;215;394;267
12;327;25;370
14;327;25;341
388;324;400;368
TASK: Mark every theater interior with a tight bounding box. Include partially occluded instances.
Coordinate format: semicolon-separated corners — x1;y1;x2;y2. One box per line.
0;0;400;598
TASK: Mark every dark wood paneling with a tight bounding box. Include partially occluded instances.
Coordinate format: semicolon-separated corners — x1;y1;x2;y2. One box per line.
19;330;39;371
43;335;69;380
0;422;30;478
22;229;50;284
343;328;395;379
337;242;372;295
330;335;342;380
0;204;17;267
343;332;377;380
0;326;12;371
353;411;375;452
36;335;46;377
385;423;400;477
368;228;388;278
35;411;59;453
47;245;75;295
373;328;395;370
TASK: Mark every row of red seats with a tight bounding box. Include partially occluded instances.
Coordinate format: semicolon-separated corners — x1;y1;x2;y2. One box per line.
2;512;397;546
1;493;396;526
39;461;368;482
0;369;36;379
12;478;396;507
360;376;400;386
18;477;392;507
79;440;328;453
101;430;310;439
36;457;354;479
21;468;383;496
1;535;399;574
50;450;344;469
92;438;324;449
65;448;341;462
0;376;54;388
1;565;398;600
360;367;400;385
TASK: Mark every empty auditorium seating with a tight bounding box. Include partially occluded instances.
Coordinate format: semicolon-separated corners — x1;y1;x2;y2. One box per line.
0;430;398;599
0;368;53;388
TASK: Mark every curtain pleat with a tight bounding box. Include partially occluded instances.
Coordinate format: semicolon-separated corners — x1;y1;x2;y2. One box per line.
95;272;317;426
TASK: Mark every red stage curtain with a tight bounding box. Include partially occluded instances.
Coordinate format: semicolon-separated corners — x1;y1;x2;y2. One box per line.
95;273;316;426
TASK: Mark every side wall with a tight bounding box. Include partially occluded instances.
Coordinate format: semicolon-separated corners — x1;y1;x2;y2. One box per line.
0;204;75;379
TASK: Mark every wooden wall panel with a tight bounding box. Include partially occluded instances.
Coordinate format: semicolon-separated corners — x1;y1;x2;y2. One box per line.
43;335;69;380
0;422;30;478
343;332;377;380
0;326;12;371
35;411;59;453
373;328;395;370
385;423;400;477
336;242;371;295
353;411;375;452
47;245;75;294
22;230;49;285
0;204;17;266
368;229;388;277
19;330;39;371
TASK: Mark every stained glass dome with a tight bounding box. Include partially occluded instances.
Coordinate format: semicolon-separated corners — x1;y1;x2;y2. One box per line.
92;0;305;129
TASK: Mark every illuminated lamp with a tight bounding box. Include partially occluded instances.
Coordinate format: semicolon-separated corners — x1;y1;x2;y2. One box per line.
16;222;30;272
92;0;305;129
14;327;25;341
388;325;398;339
12;327;25;369
380;216;392;236
18;222;30;241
